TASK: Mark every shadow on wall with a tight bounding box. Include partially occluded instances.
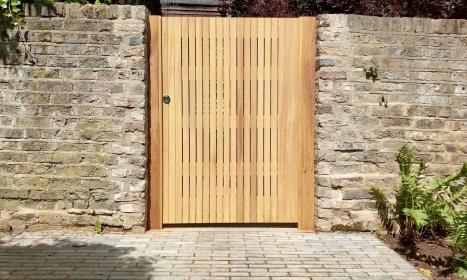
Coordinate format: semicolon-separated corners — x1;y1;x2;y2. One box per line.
0;17;21;65
0;236;156;279
0;4;58;66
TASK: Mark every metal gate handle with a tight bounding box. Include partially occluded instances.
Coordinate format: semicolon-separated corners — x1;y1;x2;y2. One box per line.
162;95;171;104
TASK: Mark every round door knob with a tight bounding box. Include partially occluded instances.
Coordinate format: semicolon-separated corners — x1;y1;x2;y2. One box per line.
162;95;171;104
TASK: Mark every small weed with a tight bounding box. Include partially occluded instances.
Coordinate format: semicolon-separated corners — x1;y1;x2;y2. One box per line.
419;268;432;278
363;60;378;81
95;219;103;234
379;96;388;108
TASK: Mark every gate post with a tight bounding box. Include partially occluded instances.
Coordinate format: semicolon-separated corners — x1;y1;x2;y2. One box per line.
298;17;316;231
148;16;163;230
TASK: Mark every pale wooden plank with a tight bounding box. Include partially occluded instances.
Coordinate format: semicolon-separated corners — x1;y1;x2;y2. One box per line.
167;17;177;223
174;17;183;223
289;19;300;222
250;18;258;223
235;18;244;222
222;17;231;222
277;19;286;223
216;18;224;223
283;19;294;222
298;17;316;231
181;17;190;224
280;19;300;222
243;18;251;223
209;17;217;223
201;17;210;223
229;18;237;223
257;18;264;223
188;17;197;223
195;17;203;223
148;16;163;229
270;18;279;223
162;17;169;223
263;19;271;222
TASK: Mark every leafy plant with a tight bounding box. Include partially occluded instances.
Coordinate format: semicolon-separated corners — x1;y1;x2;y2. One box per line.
1;0;110;27
448;211;467;278
95;219;103;234
379;96;388;108
363;60;378;81
371;145;467;277
450;211;467;254
371;145;467;243
454;258;467;278
219;0;466;19
1;0;23;26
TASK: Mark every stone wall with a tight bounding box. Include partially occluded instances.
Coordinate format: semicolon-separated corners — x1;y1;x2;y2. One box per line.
1;7;466;233
315;15;467;231
0;3;149;232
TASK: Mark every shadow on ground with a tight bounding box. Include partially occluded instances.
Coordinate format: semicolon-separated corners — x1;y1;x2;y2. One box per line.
0;236;156;280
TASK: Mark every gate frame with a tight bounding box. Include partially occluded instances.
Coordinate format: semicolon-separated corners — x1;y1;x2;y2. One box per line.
147;16;316;231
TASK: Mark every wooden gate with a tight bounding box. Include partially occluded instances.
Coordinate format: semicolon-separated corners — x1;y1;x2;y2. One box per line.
148;16;316;230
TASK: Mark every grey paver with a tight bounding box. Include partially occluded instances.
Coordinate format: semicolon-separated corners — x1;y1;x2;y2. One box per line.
0;230;425;279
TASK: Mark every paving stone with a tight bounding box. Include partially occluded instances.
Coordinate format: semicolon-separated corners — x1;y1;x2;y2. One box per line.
0;231;425;279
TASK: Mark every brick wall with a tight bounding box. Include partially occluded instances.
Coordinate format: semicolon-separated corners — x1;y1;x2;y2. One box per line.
316;14;467;231
0;4;149;232
1;8;466;233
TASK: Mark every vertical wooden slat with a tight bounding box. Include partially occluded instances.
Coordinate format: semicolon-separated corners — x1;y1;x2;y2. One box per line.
174;18;183;223
230;19;237;223
216;18;224;223
188;17;197;223
202;17;210;223
250;18;258;223
195;17;203;223
277;19;286;223
209;18;217;223
162;17;169;224
290;20;300;221
270;18;279;223
167;17;177;223
282;19;297;222
181;17;190;224
243;18;251;223
263;19;271;222
298;17;316;231
256;18;264;222
236;19;244;222
148;16;163;229
222;18;231;222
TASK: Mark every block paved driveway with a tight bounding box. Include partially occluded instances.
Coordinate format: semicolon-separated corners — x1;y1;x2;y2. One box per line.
0;229;425;280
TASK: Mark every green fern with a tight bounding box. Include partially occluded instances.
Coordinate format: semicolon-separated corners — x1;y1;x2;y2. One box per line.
450;212;467;253
371;145;467;277
371;145;467;242
454;257;467;279
403;208;428;229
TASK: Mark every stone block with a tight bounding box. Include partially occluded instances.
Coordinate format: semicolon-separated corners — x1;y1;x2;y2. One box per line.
343;189;372;200
26;18;64;30
334;142;365;152
64;20;113;32
319;71;347;80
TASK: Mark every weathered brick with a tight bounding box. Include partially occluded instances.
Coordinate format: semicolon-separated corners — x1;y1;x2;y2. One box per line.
0;3;148;233
316;15;466;232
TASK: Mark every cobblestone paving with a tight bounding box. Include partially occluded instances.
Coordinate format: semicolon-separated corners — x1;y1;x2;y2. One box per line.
0;230;425;280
